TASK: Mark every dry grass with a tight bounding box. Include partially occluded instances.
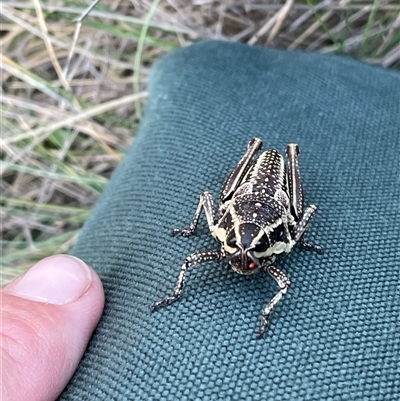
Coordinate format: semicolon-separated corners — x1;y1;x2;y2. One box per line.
1;0;399;286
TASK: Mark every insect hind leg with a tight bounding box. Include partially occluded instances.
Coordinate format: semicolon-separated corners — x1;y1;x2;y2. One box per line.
219;138;263;203
286;143;304;220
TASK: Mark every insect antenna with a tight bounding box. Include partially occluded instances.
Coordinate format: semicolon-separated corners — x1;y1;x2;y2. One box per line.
222;250;241;264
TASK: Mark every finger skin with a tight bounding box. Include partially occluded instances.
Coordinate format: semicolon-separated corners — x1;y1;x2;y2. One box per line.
1;263;104;401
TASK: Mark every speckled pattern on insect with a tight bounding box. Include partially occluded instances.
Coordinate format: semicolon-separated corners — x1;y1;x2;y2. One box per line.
151;138;323;338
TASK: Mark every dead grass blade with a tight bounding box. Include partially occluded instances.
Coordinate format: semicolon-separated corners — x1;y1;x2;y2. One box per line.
2;0;399;286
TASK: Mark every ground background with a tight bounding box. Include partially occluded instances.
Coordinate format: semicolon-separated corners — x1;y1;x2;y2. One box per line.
2;0;399;286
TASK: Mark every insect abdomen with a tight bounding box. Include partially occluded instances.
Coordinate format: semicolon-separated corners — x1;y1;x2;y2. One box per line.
247;150;286;195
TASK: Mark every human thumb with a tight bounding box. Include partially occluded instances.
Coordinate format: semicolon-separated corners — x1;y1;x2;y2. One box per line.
1;255;105;401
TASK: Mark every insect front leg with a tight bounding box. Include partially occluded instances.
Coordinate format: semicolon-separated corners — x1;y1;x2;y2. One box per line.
150;250;222;312
172;191;216;237
257;266;291;338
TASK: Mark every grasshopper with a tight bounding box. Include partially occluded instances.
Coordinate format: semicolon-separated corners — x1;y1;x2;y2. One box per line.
151;138;323;338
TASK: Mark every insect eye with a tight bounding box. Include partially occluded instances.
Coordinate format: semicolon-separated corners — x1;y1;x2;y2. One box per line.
226;231;237;248
254;235;270;253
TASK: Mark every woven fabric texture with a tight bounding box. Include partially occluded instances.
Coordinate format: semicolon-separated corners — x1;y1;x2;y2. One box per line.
61;41;400;400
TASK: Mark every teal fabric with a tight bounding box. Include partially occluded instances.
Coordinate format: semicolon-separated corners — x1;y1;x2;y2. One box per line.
61;41;400;400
